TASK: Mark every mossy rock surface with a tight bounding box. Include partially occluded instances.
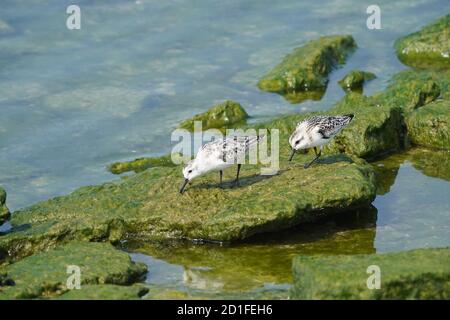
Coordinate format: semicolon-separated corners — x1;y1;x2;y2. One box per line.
338;70;376;91
56;284;148;300
178;100;248;132
257;35;356;102
0;187;10;224
326;69;449;158
291;248;450;299
0;152;376;259
0;242;147;299
108;154;181;175
405;100;450;150
395;14;450;69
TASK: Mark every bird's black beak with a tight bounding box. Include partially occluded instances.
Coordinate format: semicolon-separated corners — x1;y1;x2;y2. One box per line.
289;149;296;161
180;179;189;194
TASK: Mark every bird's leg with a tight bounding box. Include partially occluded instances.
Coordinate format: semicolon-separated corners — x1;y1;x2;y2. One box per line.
304;147;322;169
235;164;241;186
219;170;223;187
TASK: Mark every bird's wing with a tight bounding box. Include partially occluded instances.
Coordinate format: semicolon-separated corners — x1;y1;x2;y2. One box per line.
197;135;264;163
316;116;351;138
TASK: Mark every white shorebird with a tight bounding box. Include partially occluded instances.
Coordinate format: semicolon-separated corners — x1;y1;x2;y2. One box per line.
288;114;354;168
180;135;265;194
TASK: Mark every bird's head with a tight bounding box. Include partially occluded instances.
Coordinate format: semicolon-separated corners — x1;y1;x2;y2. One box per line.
288;131;306;161
180;160;201;194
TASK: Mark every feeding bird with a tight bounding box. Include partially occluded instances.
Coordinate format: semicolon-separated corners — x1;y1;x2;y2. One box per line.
288;114;354;168
180;134;265;194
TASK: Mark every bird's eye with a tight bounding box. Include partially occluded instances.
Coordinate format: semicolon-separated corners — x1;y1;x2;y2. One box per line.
295;140;300;145
188;170;192;174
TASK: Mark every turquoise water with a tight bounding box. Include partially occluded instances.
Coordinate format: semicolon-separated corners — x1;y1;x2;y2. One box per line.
1;0;449;298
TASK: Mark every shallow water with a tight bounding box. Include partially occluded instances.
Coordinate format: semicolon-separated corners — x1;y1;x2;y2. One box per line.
1;0;448;210
1;0;449;299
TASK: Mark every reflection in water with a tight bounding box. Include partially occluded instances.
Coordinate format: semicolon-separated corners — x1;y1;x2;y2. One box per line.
373;148;450;196
282;89;325;104
373;148;450;252
125;207;377;297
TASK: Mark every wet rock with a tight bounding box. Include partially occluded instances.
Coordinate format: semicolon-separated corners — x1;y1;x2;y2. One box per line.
325;93;405;159
56;284;148;300
178;100;248;132
326;69;448;158
395;14;450;69
405;100;450;150
0;153;376;259
0;242;147;299
0;187;10;224
257;35;356;102
291;248;450;299
338;70;376;91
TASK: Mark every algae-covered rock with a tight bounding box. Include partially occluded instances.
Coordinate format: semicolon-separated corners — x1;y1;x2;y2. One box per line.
395;14;450;69
0;152;376;259
257;35;356;102
0;187;10;224
0;242;147;299
108;154;180;175
325;93;406;159
378;70;441;113
325;70;449;158
56;284;148;300
405;100;450;150
178;100;248;132
291;248;450;299
338;70;376;91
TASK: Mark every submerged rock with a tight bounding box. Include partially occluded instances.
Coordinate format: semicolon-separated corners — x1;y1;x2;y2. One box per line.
338;70;376;91
0;20;13;35
0;242;147;299
405;99;450;150
0;153;376;259
395;14;450;69
178;100;248;132
0;187;10;224
291;248;450;299
257;35;356;102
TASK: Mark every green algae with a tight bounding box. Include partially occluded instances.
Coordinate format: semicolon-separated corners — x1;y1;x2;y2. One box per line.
395;14;450;70
257;35;356;103
405;99;450;150
338;70;376;92
108;153;180;174
56;284;148;300
178;100;248;132
291;248;450;299
0;155;376;260
0;242;147;299
0;187;10;224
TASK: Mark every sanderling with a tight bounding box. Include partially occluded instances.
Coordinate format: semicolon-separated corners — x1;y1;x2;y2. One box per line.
288;114;354;168
180;134;265;194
